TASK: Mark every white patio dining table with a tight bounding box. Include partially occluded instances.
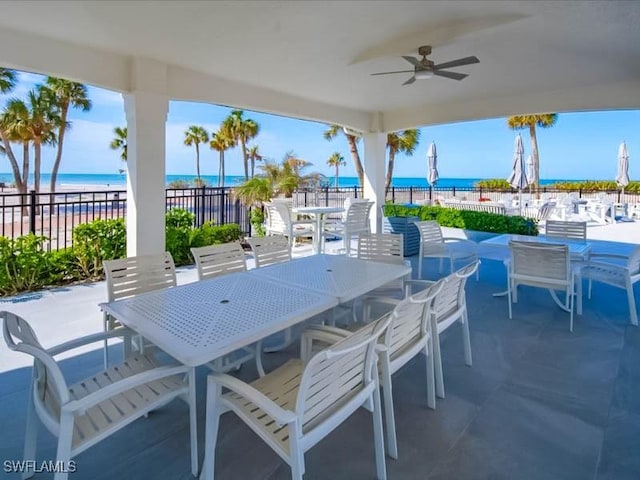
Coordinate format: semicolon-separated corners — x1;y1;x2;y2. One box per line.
247;254;412;304
100;271;338;367
293;206;344;254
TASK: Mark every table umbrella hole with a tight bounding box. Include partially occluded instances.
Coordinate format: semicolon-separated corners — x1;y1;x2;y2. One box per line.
220;299;230;304
326;269;333;272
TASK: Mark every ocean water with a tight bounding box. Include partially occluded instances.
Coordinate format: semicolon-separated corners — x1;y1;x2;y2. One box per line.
0;173;572;189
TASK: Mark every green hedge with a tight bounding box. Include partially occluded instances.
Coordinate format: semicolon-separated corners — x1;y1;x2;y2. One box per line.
0;209;243;296
383;204;538;236
550;180;640;192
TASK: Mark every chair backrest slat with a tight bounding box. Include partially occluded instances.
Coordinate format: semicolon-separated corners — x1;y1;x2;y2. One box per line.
103;252;177;302
247;235;292;268
343;201;374;233
545;220;587;240
432;262;479;321
415;220;444;245
264;201;292;235
357;233;404;264
191;242;247;280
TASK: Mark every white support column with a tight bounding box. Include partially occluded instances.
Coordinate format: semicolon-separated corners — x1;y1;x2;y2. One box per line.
124;59;169;256
363;132;387;233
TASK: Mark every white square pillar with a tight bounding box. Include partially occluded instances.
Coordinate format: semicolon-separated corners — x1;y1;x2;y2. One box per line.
124;91;168;256
363;132;387;233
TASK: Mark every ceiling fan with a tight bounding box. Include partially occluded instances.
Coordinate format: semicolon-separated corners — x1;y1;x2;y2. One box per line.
371;46;479;85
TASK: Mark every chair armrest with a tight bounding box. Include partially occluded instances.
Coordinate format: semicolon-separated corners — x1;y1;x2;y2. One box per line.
62;364;191;415
361;296;402;308
208;373;297;425
302;324;351;340
441;237;476;244
582;260;630;274
47;328;135;357
588;253;629;261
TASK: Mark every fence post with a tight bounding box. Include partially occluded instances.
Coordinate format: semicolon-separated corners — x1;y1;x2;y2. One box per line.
325;187;329;206
29;190;36;234
617;189;621;203
391;186;395;203
220;187;226;225
235;199;240;225
479;187;483;199
353;186;358;199
199;186;206;227
409;186;413;204
579;188;582;198
453;186;456;197
429;186;433;201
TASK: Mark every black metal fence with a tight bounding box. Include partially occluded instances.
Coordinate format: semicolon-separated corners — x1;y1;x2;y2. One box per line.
1;185;637;251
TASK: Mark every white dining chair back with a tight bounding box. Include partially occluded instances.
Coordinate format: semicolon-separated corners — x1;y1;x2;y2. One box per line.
430;261;479;399
247;235;292;268
414;220;478;279
264;201;312;246
357;233;404;264
508;240;576;331
323;201;373;255
202;313;392;480
545;220;587;240
2;311;197;480
191;242;247;280
581;245;640;326
102;252;177;367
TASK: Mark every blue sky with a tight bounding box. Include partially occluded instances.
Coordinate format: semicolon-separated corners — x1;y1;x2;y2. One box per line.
1;71;638;181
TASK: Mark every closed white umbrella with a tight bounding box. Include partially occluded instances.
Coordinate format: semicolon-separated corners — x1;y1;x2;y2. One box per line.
526;154;536;195
507;134;529;214
616;141;630;197
427;142;439;186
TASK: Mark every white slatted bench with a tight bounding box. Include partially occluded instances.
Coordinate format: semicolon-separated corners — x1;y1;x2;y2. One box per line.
441;200;507;215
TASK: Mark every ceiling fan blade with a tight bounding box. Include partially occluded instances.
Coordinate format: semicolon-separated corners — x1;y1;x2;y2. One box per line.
433;70;468;80
401;56;420;66
433;56;480;70
402;76;416;86
371;70;415;76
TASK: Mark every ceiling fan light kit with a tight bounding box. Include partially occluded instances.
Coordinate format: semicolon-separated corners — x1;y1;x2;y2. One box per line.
371;45;479;85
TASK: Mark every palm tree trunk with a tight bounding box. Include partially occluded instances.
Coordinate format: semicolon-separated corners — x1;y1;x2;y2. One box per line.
335;165;339;188
346;135;364;187
195;142;201;180
21;141;30;217
385;148;396;193
251;156;255;178
528;124;540;198
0;130;25;193
34;140;41;194
241;138;248;180
50;103;69;196
218;151;223;187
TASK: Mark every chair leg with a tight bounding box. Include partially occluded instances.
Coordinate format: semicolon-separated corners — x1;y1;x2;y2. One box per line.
202;380;222;480
103;314;110;369
569;284;575;333
255;341;266;377
627;279;638;326
379;355;398;459
418;253;423;280
188;368;198;477
432;318;445;399
576;274;583;316
462;310;472;366
289;424;305;480
371;373;388;480
54;412;74;480
425;340;436;410
507;276;514;320
588;278;593;299
22;386;38;480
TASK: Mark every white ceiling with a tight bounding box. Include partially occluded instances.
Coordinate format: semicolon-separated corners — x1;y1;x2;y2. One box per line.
0;1;639;131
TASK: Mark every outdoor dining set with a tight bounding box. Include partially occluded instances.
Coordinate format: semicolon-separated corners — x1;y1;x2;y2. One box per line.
2;197;640;480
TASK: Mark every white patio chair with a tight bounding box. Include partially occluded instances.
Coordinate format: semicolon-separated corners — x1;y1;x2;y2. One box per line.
545;219;587;240
247;234;292;268
580;246;640;326
414;220;478;279
322;200;373;256
357;232;409;299
102;252;177;368
2;311;197;480
247;235;294;371
201;313;392;480
301;279;444;460
264;201;313;247
427;261;479;400
191;242;257;373
508;241;580;332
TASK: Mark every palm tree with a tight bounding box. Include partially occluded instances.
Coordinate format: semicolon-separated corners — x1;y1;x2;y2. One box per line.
0;98;31;196
222;110;259;180
323;124;364;187
44;77;92;194
247;144;263;178
22;88;60;193
0;68;16;93
183;125;209;181
327;152;345;187
386;129;420;192
209;126;236;187
507;114;558;192
110;126;127;161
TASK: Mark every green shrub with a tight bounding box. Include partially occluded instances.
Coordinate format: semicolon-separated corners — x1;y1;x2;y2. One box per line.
73;218;126;278
0;235;52;295
192;222;243;247
193;178;208;188
165;209;196;266
250;208;266;236
167;179;191;189
383;204;538;236
474;179;512;190
550;180;640;193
